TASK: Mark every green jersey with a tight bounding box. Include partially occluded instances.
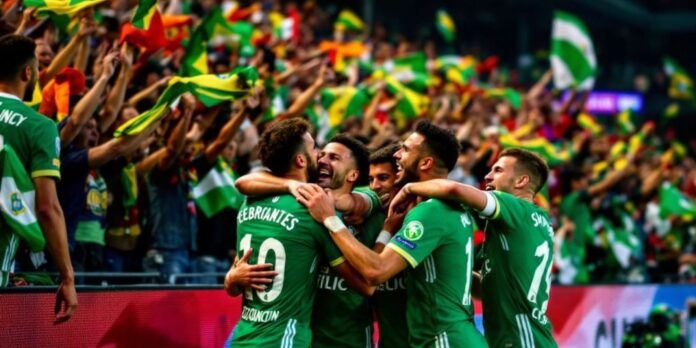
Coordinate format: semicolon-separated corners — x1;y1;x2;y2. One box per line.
0;93;61;179
311;211;383;348
229;194;344;348
388;199;486;348
479;191;557;348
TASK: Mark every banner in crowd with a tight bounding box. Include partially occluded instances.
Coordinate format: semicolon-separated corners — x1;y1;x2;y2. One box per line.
0;285;692;347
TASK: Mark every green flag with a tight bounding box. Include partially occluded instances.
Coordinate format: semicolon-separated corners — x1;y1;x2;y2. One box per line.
435;9;455;42
131;0;159;30
115;67;259;136
320;86;370;129
23;0;106;15
659;182;696;220
550;11;597;90
663;57;695;100
0;140;45;252
192;157;244;217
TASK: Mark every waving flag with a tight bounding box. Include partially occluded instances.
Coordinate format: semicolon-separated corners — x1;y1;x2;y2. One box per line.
550;11;597;90
320;87;370;129
115;67;259;136
435;9;455;43
616;109;635;135
383;75;430;123
663;57;694;100
23;0;105;15
192;157;244;217
131;0;158;30
500;135;572;166
659;182;696;220
484;88;522;109
39;67;86;121
577;112;603;135
334;9;364;32
0;140;45;253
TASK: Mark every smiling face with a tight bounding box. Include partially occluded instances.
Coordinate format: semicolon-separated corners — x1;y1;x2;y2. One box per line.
394;132;425;186
369;162;397;206
317;142;358;190
483;156;520;193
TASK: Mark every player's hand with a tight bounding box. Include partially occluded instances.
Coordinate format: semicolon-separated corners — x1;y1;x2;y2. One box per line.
296;184;337;223
287;180;314;201
383;208;407;234
388;184;416;217
341;211;365;226
225;249;277;294
54;280;77;324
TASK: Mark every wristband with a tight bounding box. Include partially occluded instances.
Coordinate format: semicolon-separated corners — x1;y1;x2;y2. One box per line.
323;216;346;233
480;191;497;218
375;230;392;245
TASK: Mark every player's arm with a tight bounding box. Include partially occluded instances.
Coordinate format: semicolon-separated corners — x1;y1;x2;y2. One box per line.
224;249;277;296
33;177;77;323
389;179;495;217
471;271;482;300
298;185;408;285
332;261;376;296
334;191;375;218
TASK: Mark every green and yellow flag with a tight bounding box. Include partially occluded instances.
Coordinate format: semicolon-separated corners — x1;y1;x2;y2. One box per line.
436;9;455;42
23;0;105;15
115;67;259;136
499;135;572;166
484;88;523;110
663;57;694;100
616;109;635;135
131;0;159;30
24;82;42;111
382;75;429;124
334;9;364;32
320;87;370;129
577;112;603;135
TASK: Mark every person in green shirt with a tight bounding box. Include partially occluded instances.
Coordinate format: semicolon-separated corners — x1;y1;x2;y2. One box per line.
223;119;374;348
234;134;384;347
297;120;487;348
388;148;558;348
368;143;409;348
0;34;76;323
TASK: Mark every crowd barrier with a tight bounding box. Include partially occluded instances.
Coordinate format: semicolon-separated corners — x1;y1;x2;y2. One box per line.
0;284;693;347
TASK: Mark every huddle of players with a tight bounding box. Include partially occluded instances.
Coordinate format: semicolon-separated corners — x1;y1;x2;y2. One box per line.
223;118;558;348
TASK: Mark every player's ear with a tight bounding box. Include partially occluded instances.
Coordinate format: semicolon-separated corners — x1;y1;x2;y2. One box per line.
295;153;306;169
419;156;434;171
346;169;359;184
20;64;31;82
515;174;530;189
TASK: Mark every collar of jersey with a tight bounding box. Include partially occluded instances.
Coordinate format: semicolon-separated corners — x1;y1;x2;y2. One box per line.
0;92;21;102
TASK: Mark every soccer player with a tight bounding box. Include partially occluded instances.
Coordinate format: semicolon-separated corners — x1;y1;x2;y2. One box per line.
297;120;487;347
0;35;77;323
224;119;373;347
388;148;558;347
368;143;409;348
234;134;382;347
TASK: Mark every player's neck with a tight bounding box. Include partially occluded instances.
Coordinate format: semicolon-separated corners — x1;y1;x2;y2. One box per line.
283;168;308;183
418;171;448;182
332;183;353;197
0;83;24;100
512;189;535;203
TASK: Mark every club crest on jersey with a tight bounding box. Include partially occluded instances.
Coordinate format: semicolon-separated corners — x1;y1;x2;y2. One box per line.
403;221;424;241
9;192;25;216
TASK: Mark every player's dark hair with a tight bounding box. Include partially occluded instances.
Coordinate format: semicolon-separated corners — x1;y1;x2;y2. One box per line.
258;118;312;175
0;35;36;82
414;119;460;172
499;148;550;194
328;134;370;186
370;143;399;169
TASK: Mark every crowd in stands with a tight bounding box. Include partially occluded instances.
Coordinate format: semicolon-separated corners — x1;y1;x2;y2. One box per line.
0;0;694;286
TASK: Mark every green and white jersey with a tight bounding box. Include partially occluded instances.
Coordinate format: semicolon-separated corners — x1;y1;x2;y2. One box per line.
372;259;408;348
388;199;486;348
0;93;61;179
229;194;344;348
479;191;557;348
311;210;383;348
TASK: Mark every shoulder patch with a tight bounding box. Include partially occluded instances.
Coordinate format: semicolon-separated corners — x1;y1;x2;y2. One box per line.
403;221;424;241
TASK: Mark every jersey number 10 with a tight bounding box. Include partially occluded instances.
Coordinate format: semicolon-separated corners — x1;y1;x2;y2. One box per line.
239;234;286;302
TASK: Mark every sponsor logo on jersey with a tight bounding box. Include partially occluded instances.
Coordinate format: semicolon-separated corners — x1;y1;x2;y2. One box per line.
403;221;424;241
394;235;416;249
9;192;25;215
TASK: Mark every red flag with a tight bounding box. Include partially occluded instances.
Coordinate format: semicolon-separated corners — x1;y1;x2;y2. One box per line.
39;67;86;121
120;11;166;52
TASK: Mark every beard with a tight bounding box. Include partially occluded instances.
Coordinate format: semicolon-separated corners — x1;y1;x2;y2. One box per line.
306;153;319;183
395;160;419;186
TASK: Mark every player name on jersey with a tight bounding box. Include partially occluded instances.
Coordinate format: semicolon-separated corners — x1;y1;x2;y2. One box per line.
0;106;28;127
237;205;299;231
240;306;281;323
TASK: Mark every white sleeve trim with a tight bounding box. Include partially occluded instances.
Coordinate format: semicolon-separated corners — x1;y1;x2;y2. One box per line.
479;191;497;218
